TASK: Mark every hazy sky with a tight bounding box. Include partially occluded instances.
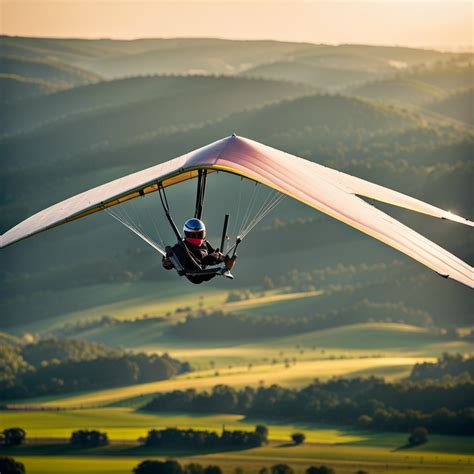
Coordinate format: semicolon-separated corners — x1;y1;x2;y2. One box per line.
1;1;472;50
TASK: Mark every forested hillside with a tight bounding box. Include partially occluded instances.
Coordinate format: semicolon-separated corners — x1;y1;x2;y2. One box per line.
0;337;189;399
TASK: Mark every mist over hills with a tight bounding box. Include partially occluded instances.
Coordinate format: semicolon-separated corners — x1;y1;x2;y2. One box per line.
0;36;472;335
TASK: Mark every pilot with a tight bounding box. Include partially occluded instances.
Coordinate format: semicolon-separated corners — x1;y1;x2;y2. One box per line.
162;218;235;284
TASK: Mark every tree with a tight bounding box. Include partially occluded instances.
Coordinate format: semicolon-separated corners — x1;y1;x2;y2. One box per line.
255;424;269;443
306;467;335;474
134;460;184;474
291;432;306;445
408;427;428;446
70;429;108;447
271;465;294;474
3;428;26;446
0;457;26;474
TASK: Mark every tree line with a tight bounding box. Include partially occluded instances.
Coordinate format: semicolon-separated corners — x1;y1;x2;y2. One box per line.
141;426;267;450
144;360;474;436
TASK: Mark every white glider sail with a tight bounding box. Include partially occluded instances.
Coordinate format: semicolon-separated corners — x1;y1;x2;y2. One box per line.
1;134;472;287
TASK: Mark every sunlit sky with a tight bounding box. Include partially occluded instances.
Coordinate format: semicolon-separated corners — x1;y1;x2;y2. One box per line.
1;1;472;50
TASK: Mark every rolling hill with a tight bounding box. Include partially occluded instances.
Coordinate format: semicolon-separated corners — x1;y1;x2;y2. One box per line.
76;38;308;78
2;74;309;135
0;74;59;103
0;75;316;166
1;36;458;81
350;78;445;105
241;60;377;90
0;55;101;89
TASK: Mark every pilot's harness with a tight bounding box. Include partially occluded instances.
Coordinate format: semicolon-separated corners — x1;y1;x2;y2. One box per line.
158;170;237;279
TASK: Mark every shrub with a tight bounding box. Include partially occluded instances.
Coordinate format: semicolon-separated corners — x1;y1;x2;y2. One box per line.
3;428;26;446
291;432;306;445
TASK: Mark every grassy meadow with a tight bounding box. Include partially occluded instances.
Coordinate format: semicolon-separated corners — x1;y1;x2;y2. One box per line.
2;409;474;473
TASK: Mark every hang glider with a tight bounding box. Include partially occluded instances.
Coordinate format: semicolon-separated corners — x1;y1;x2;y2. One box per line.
1;134;472;287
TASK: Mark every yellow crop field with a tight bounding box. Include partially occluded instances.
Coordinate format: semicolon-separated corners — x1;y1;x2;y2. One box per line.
0;408;373;443
4;411;474;473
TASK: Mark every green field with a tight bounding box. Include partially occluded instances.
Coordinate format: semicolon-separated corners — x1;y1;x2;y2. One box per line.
2;409;473;474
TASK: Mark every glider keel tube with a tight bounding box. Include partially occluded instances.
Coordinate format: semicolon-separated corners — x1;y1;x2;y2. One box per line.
1;135;472;288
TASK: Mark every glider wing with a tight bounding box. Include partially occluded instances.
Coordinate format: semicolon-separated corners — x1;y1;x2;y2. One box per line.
1;134;472;287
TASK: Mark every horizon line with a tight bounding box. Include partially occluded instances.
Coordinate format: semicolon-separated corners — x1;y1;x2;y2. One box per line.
2;34;473;53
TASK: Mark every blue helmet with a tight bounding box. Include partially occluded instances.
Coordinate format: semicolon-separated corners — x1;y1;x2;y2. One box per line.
183;218;206;239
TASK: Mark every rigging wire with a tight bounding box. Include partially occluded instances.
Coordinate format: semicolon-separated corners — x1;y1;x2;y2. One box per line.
106;202;165;255
238;181;260;237
239;190;284;240
144;194;166;248
242;187;280;234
